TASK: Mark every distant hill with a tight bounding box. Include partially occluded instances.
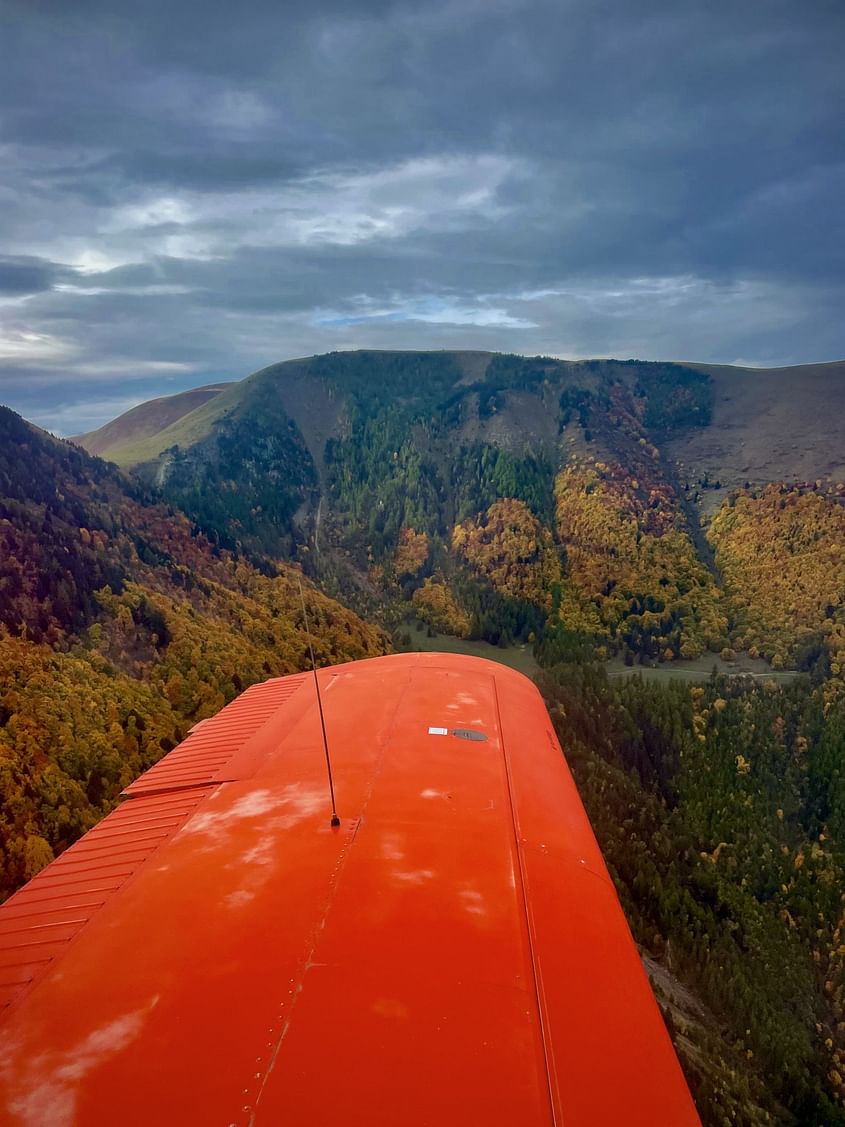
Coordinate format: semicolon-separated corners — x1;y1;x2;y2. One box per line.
74;381;233;459
79;351;845;512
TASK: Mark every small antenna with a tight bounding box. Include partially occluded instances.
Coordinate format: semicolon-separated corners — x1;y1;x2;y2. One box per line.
297;573;341;827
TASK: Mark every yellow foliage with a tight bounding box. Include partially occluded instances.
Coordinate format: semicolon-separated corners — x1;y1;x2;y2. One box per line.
554;459;726;656
0;511;391;900
412;577;471;638
23;835;54;879
393;527;429;577
452;499;561;607
709;484;845;669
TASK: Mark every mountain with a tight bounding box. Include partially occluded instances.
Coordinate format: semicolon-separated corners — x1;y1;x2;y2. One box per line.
77;351;845;673
0;405;389;899
79;352;845;498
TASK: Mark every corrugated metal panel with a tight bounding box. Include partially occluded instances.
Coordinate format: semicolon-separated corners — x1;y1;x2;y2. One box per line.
122;674;306;797
0;788;209;1015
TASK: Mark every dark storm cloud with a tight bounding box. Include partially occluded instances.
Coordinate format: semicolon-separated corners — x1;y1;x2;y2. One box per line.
0;0;843;431
0;256;66;295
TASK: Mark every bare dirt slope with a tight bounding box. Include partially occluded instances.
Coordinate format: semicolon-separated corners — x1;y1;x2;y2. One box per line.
666;361;845;515
251;362;344;481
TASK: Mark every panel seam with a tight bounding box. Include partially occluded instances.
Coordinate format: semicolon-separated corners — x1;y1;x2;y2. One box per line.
492;674;560;1127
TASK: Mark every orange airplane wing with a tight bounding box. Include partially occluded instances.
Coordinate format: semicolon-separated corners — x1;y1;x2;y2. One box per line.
0;653;700;1125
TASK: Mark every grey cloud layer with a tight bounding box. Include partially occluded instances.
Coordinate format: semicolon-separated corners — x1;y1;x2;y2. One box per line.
1;0;843;432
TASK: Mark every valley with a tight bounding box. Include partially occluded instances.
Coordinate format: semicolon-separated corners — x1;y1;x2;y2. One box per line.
397;624;797;686
604;652;799;683
394;616;539;677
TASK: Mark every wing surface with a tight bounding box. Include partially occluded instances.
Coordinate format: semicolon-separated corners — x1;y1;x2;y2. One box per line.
0;652;700;1126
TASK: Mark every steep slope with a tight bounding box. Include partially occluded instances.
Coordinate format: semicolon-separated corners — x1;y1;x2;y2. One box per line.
667;361;845;515
542;662;845;1127
80;354;845;495
78;351;706;577
709;482;845;669
0;406;390;899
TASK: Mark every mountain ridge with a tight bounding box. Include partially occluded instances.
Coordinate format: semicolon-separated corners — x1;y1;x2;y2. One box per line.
69;350;845;673
74;381;234;458
78;352;845;489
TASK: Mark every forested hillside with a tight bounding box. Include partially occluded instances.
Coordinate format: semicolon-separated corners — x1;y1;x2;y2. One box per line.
542;660;845;1126
0;406;389;898
77;352;845;677
710;482;845;672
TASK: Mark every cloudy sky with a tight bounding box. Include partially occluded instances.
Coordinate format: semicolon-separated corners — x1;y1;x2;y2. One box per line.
1;0;843;434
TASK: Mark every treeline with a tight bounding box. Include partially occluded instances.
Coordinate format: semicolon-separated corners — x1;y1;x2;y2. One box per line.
634;363;713;431
309;349;464;417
